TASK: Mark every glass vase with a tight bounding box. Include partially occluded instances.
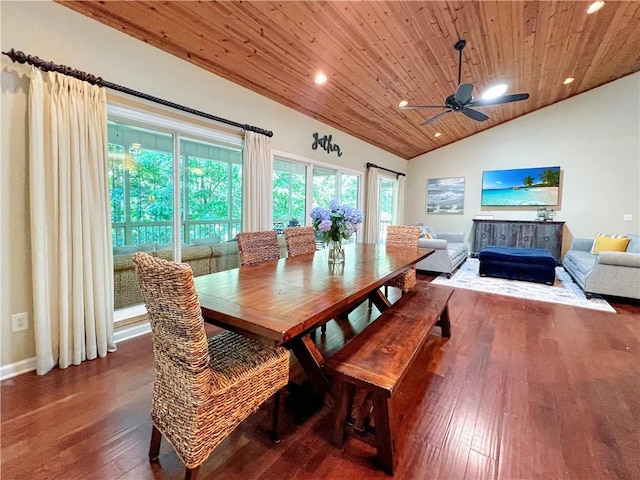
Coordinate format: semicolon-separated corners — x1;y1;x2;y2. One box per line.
328;239;345;264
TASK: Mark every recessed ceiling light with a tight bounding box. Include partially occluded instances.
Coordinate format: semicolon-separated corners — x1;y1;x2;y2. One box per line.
434;132;442;138
586;1;605;14
398;100;408;108
314;73;327;85
563;77;575;85
481;84;508;100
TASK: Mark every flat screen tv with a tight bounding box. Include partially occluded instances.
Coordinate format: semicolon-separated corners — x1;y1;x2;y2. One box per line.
481;166;560;206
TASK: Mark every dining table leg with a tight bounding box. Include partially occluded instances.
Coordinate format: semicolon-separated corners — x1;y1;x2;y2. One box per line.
368;287;392;313
286;335;333;398
286;288;393;403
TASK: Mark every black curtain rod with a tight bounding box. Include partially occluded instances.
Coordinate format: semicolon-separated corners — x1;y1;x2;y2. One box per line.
366;162;406;177
2;49;273;138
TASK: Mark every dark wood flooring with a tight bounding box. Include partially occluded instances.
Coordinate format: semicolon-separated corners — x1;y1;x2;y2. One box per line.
2;276;639;480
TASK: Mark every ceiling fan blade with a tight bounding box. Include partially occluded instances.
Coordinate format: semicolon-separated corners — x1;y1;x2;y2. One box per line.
421;110;452;126
469;92;530;107
461;108;489;122
454;83;474;104
399;104;448;109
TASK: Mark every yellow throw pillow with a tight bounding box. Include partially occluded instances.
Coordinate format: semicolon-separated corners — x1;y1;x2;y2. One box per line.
426;233;433;239
590;234;630;254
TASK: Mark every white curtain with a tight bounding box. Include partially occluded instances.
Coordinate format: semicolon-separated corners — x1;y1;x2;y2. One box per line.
364;166;380;243
396;174;406;225
29;68;116;375
242;130;273;231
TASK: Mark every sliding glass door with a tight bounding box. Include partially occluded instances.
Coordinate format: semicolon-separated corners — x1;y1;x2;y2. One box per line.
107;118;243;312
378;177;397;243
272;155;362;234
273;159;307;228
181;137;243;243
108;122;175;256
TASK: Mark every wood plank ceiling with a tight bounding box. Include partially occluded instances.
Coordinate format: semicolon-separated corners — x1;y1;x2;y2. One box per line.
57;1;640;160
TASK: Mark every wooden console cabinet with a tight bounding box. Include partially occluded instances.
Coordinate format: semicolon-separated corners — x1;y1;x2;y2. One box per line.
472;219;565;261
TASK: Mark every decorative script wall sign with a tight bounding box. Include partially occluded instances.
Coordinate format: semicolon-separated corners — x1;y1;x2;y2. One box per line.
312;132;343;157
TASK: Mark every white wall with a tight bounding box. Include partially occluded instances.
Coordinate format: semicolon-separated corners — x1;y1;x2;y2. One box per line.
405;73;640;249
0;1;405;368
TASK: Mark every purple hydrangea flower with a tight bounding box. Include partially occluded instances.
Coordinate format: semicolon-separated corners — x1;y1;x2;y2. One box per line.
318;219;333;232
310;206;330;222
310;199;364;244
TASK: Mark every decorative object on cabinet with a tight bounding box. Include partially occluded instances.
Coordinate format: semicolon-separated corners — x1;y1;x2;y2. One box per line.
426;177;464;214
471;219;565;262
481;166;560;206
536;207;557;221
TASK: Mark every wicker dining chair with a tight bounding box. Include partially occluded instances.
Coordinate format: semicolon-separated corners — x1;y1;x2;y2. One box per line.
284;226;317;257
382;225;422;296
237;230;281;267
283;225;332;336
133;252;290;480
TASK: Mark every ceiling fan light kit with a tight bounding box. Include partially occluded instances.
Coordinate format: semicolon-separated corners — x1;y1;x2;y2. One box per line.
481;84;508;100
400;39;530;126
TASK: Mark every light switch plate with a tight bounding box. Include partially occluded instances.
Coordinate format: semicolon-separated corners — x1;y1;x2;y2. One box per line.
623;214;632;221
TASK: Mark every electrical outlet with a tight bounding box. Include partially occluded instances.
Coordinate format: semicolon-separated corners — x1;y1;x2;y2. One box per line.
623;214;632;221
12;313;28;332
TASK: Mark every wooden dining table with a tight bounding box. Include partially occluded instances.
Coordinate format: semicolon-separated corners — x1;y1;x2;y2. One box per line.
195;242;434;398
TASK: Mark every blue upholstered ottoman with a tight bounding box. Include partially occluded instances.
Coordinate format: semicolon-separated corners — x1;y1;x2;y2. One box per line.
479;247;556;285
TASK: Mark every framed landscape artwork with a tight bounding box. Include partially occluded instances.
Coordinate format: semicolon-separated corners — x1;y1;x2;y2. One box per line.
481;166;560;206
426;177;465;214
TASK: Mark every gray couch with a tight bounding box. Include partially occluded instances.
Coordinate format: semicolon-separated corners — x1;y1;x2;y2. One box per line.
414;228;469;277
562;234;640;300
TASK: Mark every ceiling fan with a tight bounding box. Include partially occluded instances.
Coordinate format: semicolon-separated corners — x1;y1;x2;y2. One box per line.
400;39;530;126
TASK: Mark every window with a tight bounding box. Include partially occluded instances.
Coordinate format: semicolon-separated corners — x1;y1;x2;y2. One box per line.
379;177;397;243
312;167;360;208
340;173;359;207
272;153;363;236
108;122;242;249
107;106;243;313
182;137;242;242
312;167;336;208
273;159;307;227
108;123;175;249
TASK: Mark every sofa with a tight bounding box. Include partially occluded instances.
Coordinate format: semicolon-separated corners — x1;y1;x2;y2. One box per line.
562;234;640;300
412;225;469;277
113;238;288;309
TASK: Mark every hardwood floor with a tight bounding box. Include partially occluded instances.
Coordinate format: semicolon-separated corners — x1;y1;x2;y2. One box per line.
2;277;639;480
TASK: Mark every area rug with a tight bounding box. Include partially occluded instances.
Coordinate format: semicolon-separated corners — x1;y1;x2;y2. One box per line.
431;258;616;313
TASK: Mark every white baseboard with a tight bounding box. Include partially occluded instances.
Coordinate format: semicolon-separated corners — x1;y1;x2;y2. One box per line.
113;321;151;344
0;357;37;381
1;321;151;381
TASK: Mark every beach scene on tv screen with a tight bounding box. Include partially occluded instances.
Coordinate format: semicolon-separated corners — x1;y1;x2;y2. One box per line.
481;166;560;206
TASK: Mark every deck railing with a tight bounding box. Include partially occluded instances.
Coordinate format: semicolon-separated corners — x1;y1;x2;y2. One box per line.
112;220;241;246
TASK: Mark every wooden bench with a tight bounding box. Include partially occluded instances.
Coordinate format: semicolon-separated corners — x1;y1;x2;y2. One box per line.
326;283;454;475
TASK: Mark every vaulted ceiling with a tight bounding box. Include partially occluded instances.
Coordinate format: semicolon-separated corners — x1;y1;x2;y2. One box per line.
58;1;640;160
